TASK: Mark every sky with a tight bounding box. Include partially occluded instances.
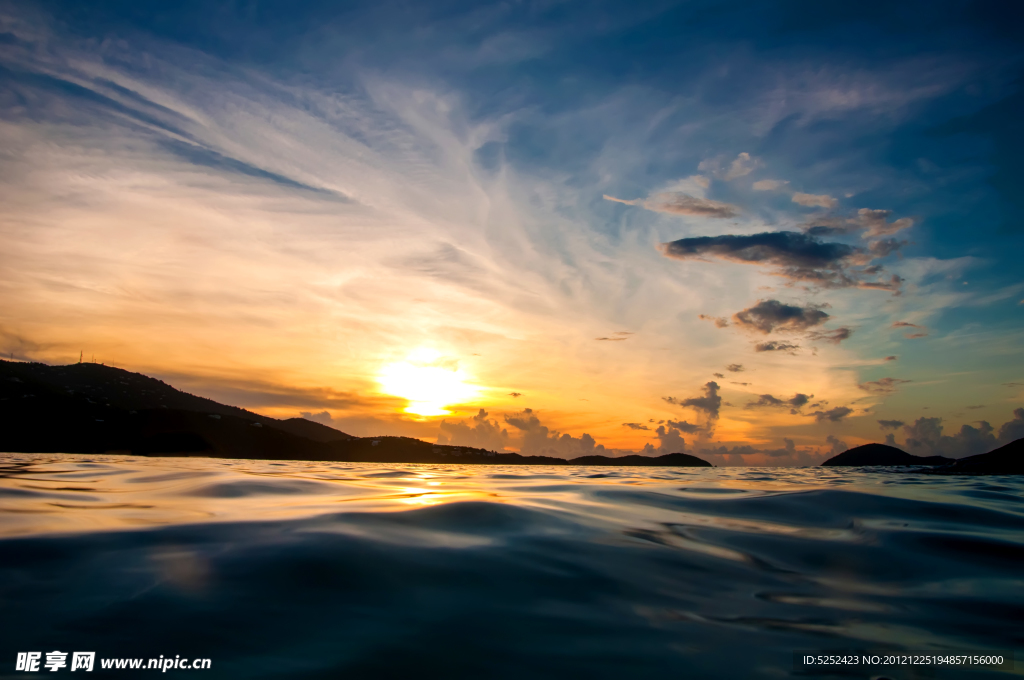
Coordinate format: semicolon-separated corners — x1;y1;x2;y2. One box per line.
1;0;1023;465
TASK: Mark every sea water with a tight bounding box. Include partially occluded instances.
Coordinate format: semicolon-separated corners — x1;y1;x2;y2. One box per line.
0;454;1020;679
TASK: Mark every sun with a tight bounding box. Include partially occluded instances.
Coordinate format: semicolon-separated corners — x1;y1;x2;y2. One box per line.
378;349;480;416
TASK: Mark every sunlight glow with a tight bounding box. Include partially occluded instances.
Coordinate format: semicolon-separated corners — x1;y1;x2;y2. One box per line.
378;349;480;416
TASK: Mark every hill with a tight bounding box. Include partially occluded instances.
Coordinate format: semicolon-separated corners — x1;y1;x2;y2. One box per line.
923;438;1024;475
0;360;354;438
0;360;712;467
821;443;953;466
570;452;712;467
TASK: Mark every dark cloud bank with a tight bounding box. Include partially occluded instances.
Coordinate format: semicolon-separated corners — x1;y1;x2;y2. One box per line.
662;231;903;293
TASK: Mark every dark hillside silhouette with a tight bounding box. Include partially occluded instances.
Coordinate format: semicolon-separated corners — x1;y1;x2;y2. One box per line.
822;443;953;466
923;438;1024;475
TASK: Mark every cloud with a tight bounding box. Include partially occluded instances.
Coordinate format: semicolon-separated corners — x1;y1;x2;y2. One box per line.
806;327;852;344
698;152;761;181
885;355;898;361
0;326;50;362
605;192;740;218
663;232;854;269
747;393;812;410
713;372;725;378
788;393;812;409
825;434;849;456
859;377;911;394
999;408;1024;444
901;416;992;459
878;419;905;430
595;336;628;341
893;321;929;339
868;238;909;258
754;340;801;353
661;231;901;292
805;209;914;239
437;408;511;451
894;410;1024;459
857;209;914;238
804;221;857;237
726;363;744;372
509;392;522;397
733;299;830;334
161;372;395;412
640;424;689;454
699;314;730;328
663;381;722;434
665;419;704;434
752;179;788;191
856;274;905;294
809;406;854;422
300;410;337;426
792;192;838;209
504;408;607;458
764;438;797;458
622;422;650;430
694;438;829;467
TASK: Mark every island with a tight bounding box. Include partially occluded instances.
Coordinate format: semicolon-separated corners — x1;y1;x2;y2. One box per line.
821;443;953;467
822;441;1023;475
920;439;1024;476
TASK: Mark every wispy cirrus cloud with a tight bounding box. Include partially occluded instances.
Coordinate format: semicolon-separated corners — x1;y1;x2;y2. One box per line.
893;321;929;339
806;327;853;344
698;152;761;181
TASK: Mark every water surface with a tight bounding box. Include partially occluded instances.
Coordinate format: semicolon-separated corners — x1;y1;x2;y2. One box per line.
1;454;1020;678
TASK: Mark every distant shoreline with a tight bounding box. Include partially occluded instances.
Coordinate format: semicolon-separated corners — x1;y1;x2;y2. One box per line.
0;360;712;468
5;359;1019;472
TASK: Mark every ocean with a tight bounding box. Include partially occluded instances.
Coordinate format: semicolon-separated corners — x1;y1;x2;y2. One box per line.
0;454;1020;679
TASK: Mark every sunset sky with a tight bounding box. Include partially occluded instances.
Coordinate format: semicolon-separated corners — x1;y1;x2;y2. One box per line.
2;0;1023;465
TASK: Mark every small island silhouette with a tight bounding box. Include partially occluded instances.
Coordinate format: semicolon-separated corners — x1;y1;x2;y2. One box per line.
0;360;712;467
821;443;953;467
